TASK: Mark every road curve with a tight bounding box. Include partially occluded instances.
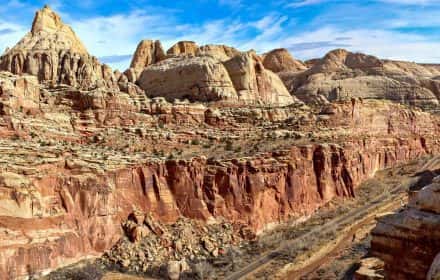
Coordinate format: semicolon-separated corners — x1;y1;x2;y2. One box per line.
224;165;425;280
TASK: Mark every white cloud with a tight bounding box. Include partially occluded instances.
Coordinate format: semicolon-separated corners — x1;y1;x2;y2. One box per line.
273;27;440;63
287;0;327;7
0;0;439;71
0;21;27;54
379;0;439;4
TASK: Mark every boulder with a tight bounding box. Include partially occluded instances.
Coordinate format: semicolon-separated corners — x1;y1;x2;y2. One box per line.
167;260;190;280
354;258;385;280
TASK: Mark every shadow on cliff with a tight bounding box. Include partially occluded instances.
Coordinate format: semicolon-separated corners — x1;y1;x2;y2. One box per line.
410;168;440;191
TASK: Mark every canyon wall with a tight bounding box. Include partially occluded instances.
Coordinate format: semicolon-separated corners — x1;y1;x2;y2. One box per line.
0;135;436;278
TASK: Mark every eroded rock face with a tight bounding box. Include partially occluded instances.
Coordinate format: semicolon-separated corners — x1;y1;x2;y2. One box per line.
310;49;384;74
138;55;238;102
0;6;119;91
223;51;296;105
129;40;165;74
428;253;440;280
262;48;307;73
0;5;439;280
30;5;88;55
197;44;240;61
0;96;437;278
0;72;41;115
138;51;296;106
371;175;440;280
0;137;434;279
167;41;199;56
285;49;440;109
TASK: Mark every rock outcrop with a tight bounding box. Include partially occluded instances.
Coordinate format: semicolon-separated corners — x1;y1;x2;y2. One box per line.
138;55;238;102
428;253;440;280
223;51;296;105
0;72;41;116
129;40;165;75
262;48;307;73
0;5;119;91
284;49;440;109
0;136;435;279
371;176;440;280
309;49;383;74
167;41;199;56
197;44;240;61
138;51;296;106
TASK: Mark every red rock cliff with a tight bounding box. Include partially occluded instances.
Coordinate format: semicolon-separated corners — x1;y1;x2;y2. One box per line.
0;136;436;278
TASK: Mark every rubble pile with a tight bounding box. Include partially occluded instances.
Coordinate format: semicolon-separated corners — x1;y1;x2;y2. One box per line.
101;211;242;278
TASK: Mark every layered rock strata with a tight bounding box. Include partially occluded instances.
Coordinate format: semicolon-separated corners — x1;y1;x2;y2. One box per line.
167;41;199;56
284;49;440;109
0;98;438;278
138;51;296;106
371;176;440;280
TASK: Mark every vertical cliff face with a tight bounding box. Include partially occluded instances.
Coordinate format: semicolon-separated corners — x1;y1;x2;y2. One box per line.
129;40;166;76
0;136;435;278
371;174;440;280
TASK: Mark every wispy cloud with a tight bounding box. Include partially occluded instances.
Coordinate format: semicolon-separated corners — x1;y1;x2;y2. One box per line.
0;28;16;35
287;0;327;8
378;0;440;5
288;41;352;52
99;54;132;64
0;0;439;71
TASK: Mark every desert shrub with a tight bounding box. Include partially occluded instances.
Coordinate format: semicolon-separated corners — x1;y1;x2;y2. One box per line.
225;140;233;151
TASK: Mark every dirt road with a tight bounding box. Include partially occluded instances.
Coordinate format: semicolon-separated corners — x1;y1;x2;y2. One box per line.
225;156;440;280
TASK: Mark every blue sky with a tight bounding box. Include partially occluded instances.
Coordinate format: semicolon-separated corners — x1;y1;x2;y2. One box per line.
0;0;440;70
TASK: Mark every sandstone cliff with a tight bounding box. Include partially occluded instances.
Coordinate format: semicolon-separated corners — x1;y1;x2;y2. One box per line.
371;175;440;280
0;89;437;278
0;136;435;278
137;51;297;106
262;48;307;73
284;49;440;110
0;6;120;91
0;5;439;279
223;51;296;105
138;55;238;102
129;40;166;77
197;44;240;61
167;41;199;56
